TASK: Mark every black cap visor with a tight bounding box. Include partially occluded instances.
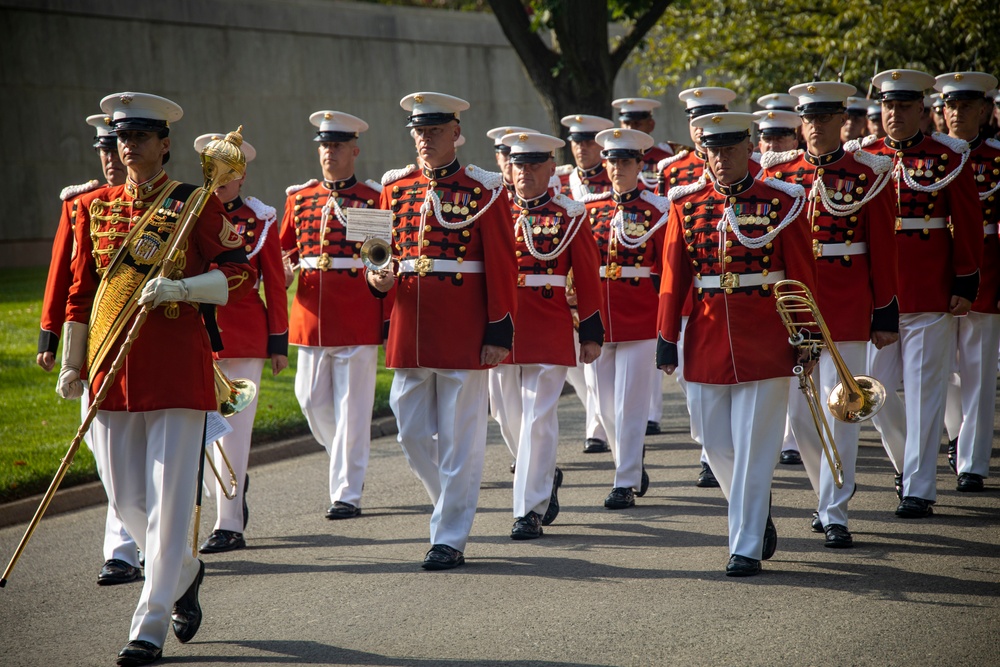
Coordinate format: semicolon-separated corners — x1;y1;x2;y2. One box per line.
700;130;749;148
406;112;458;128
508;151;552;164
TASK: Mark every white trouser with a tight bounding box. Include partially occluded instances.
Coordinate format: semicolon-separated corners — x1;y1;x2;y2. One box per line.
944;312;1000;477
490;364;568;517
566;336;607;441
390;368;489;552
687;378;787;560
588;339;656;489
81;383;139;566
90;409;205;646
295;345;378;506
648;370;664;424
212;358;265;532
788;342;867;528
780;408;799;454
869;312;956;501
675;316;709;465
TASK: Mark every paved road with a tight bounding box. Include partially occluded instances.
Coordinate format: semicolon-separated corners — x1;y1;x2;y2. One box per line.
1;379;998;666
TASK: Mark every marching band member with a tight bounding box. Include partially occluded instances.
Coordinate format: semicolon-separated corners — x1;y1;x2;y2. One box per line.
367;92;517;570
279;111;385;521
754;109;802;156
656;86;738;488
490;131;603;538
764;81;899;547
62;92;255;665
936;71;1000;494
656;112;817;576
860;69;981;518
842;97;870;144
39;113;140;586
486;126;538;196
195;134;288;553
584;128;668;508
559;113;615;455
866;103;886;139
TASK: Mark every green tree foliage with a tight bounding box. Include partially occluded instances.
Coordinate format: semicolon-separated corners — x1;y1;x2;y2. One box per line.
636;0;1000;102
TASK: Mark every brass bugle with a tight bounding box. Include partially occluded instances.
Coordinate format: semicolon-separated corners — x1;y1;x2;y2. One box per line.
214;361;257;417
360;237;393;272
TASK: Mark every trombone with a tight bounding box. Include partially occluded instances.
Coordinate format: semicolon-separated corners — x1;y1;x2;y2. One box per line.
773;280;887;489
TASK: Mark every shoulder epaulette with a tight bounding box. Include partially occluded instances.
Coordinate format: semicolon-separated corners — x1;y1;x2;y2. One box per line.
244;196;277;222
381;164;417;186
553;193;586;218
750;151;762;164
578;191;612;204
760;149;801;170
555;164;575;176
860;134;879;148
851;150;893;175
657;150;690;172
655;142;674;155
364;178;383;193
667;177;708;202
843;138;861;152
60;179;101;201
931;131;970;154
640;190;670;213
547;174;562;190
285;178;319;197
986;138;1000;151
464;164;503;190
762;177;805;199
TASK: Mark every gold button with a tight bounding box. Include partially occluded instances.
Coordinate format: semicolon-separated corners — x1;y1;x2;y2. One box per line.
858;174;866;181
771;199;779;205
849;216;857;222
391;199;398;206
296;194;303;201
474;187;481;194
725;240;733;248
775;171;783;178
245;244;252;252
352;253;359;259
294;204;301;211
294;216;300;223
816;168;825;176
429;180;437;187
546;268;554;274
367;199;374;206
456;257;463;263
455;273;462;279
247;230;255;237
422;239;430;246
725;288;733;294
248;217;255;223
761;269;769;276
515;250;522;257
425;225;432;232
323;239;329;246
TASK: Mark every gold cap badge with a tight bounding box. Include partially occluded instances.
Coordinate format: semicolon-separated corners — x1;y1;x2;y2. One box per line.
891;71;901;80
414;95;424;103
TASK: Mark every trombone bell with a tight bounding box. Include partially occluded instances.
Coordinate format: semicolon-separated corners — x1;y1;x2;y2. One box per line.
360;237;393;272
213;362;257;417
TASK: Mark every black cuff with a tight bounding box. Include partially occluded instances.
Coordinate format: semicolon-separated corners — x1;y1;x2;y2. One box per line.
200;304;224;352
267;331;288;356
952;271;980;304
656;334;678;367
577;311;605;346
871;296;899;334
651;274;661;293
214;248;249;265
367;274;389;300
38;329;59;355
382;319;391;340
483;313;514;349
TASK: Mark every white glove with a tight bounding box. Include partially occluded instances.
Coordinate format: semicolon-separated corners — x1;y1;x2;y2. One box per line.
138;270;229;308
56;321;88;400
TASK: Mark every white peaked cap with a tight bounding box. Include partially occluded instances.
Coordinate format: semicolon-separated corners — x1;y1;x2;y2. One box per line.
194;133;256;163
595;127;655;154
100;92;183;130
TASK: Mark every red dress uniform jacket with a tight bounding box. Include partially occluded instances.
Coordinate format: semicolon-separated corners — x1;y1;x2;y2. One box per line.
860;132;982;312
504;191;604;366
761;145;899;341
215;196;289;359
67;172;256;412
568;163;613;200
379;160;518;370
968;136;1000;313
656;149;707;195
656;174;818;384
39;180;105;355
279;176;385;347
584;188;668;342
639;143;674;190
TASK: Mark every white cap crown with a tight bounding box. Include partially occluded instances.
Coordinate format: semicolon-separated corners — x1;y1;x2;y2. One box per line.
194;133;256;162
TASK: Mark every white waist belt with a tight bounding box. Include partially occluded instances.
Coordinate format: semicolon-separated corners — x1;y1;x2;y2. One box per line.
896;217;947;231
600;266;652;279
814;241;868;258
398;258;484;274
300;256;364;270
984;224;998;235
694;270;785;290
518;274;567;287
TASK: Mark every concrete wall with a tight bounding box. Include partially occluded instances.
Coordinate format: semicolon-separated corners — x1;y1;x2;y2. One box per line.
0;0;691;265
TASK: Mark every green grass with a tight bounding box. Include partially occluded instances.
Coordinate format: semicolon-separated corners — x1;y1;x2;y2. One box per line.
0;267;394;504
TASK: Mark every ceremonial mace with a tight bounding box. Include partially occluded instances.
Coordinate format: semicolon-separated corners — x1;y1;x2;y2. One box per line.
1;127;247;587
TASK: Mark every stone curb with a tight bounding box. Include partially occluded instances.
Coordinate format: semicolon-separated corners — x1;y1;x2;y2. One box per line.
0;414;399;529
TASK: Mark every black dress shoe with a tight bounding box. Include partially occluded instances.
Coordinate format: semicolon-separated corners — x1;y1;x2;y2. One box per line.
762;513;777;561
541;467;562;526
509;461;516;474
171;560;205;643
947;438;958;475
325;501;361;519
810;511;824;533
725;554;761;577
421;544;465;570
198;529;246;554
511;512;543;540
893;473;903;501
645;420;661;436
895;496;934;518
116;640;162;666
242;473;250;530
604;486;635;510
696;462;720;488
956;473;984;492
824;523;853;548
780;449;802;465
97;558;142;586
583;437;609;454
